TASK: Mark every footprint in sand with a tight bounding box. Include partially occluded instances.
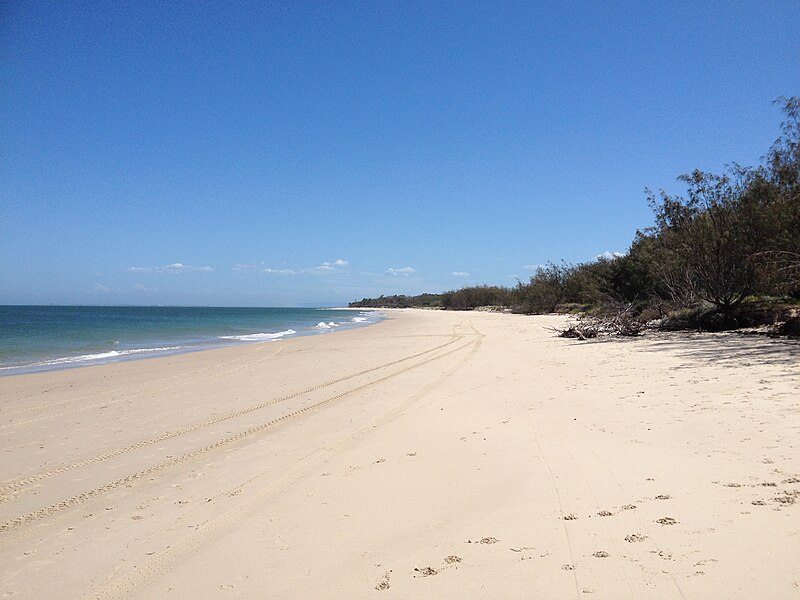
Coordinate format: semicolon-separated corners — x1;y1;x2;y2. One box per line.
563;513;578;521
624;533;648;543
597;510;613;517
444;555;462;564
592;550;609;558
654;494;671;500
656;517;678;525
774;495;796;505
413;566;438;577
375;571;392;590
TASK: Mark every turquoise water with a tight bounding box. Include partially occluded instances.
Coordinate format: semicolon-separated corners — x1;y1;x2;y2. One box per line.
0;306;383;374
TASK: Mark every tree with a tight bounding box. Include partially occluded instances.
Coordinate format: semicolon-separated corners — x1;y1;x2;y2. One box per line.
648;170;758;311
513;262;573;313
759;96;800;293
441;285;511;310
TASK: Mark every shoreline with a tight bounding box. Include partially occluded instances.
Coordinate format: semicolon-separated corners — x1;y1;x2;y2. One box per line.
0;307;386;377
1;310;798;598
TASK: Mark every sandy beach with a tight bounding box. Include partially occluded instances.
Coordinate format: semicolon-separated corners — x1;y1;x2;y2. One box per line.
1;309;798;599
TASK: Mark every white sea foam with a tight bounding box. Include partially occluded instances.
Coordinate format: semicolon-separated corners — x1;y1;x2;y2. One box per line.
124;347;183;355
32;346;184;367
48;351;121;364
219;329;297;342
314;321;339;329
351;317;368;323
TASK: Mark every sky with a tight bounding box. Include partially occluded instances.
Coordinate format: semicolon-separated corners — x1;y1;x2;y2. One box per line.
2;1;799;307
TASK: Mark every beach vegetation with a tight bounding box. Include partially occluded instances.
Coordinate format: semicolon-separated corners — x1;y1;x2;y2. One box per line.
349;293;444;309
351;97;800;334
441;286;512;310
511;263;572;313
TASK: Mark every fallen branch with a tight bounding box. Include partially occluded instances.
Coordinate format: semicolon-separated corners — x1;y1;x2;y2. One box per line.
551;324;598;340
553;303;644;339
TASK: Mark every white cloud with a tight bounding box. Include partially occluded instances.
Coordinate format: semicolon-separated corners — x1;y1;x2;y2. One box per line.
133;283;156;292
452;271;470;277
522;264;544;270
596;251;624;261
262;267;295;275
127;262;214;273
386;267;416;276
312;259;349;273
236;259;345;275
93;283;112;292
233;262;293;274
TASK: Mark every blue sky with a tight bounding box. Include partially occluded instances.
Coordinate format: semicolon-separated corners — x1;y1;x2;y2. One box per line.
2;1;799;306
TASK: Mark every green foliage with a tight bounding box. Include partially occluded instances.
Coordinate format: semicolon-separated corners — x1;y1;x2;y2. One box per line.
758;97;800;293
441;286;512;310
647;169;759;310
768;96;800;192
627;97;800;311
350;97;800;326
512;262;573;313
349;293;443;308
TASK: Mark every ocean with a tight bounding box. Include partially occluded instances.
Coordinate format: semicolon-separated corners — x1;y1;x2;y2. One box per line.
0;306;383;375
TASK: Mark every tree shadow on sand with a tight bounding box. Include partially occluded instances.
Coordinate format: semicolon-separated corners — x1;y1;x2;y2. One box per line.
630;332;800;372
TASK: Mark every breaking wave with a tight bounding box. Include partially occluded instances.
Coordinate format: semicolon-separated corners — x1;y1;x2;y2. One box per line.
218;329;297;342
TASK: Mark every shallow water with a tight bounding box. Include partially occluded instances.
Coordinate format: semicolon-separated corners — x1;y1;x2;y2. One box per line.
0;306;382;374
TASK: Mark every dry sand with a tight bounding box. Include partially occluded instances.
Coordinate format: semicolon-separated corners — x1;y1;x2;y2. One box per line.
1;309;799;599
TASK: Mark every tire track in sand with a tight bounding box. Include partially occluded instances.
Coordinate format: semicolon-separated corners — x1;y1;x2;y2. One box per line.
1;343;279;419
0;333;463;501
82;330;485;600
527;409;582;599
0;336;478;533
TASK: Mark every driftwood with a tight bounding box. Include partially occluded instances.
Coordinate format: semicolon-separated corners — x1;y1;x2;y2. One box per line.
553;324;598;340
553;304;643;340
779;316;800;337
